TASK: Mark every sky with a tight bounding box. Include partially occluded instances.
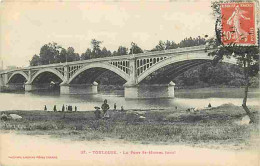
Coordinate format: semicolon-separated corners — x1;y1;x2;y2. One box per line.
0;0;215;68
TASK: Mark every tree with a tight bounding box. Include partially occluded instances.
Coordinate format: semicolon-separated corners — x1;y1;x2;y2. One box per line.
152;40;166;51
100;47;112;57
151;37;205;52
74;53;80;61
30;54;41;66
90;39;103;58
179;36;206;48
207;1;259;123
117;46;128;56
59;48;67;63
81;48;92;60
66;47;80;62
181;68;200;86
129;42;143;54
152;40;178;51
30;42;82;65
112;51;118;56
199;63;234;85
165;40;178;49
39;42;60;65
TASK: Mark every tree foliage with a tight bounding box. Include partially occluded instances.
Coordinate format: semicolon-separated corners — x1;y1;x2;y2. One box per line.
129;42;143;54
30;54;41;66
59;48;67;63
117;46;128;56
80;48;91;60
207;0;259;123
100;47;112;58
30;42;80;66
90;39;103;58
179;36;206;48
67;47;80;62
81;39;113;59
39;43;60;65
152;36;206;51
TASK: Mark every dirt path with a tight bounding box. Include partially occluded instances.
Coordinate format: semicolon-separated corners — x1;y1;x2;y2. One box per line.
0;131;259;166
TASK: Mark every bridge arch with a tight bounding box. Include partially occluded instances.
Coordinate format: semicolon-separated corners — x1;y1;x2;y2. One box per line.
30;68;64;84
137;53;237;84
68;62;130;84
8;71;28;83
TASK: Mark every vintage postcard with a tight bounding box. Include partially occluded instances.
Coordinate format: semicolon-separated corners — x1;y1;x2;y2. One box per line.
0;0;259;166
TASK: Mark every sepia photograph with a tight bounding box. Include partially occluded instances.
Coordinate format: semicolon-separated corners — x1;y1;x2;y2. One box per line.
0;0;259;166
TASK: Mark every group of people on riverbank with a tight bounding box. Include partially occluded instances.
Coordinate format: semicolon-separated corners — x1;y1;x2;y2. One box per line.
186;103;212;113
42;99;125;118
44;105;77;112
94;99;124;120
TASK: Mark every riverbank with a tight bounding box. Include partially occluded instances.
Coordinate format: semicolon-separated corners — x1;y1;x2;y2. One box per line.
0;104;259;150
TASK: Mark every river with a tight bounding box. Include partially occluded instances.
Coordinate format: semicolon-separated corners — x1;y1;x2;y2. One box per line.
0;88;259;111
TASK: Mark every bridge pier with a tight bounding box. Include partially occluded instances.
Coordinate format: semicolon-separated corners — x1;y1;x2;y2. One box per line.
25;84;37;92
0;86;5;92
60;83;98;95
124;81;175;99
25;84;47;92
0;83;5;92
0;74;7;92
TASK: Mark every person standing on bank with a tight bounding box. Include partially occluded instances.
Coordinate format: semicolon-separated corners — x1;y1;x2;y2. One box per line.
68;105;72;112
62;105;65;112
75;106;77;112
94;106;101;119
53;105;57;112
101;99;110;114
114;103;117;111
44;105;47;111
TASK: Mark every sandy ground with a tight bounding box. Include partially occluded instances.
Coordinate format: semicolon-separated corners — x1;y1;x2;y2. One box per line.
0;131;259;166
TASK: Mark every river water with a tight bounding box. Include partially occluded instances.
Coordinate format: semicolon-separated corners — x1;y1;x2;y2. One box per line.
0;88;259;111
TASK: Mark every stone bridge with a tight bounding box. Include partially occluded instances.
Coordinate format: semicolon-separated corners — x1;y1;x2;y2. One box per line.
0;45;236;99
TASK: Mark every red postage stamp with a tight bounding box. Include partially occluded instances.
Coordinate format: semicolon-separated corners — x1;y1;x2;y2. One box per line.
220;2;257;46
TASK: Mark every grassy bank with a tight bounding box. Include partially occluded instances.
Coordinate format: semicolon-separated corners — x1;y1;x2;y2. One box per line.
0;104;259;149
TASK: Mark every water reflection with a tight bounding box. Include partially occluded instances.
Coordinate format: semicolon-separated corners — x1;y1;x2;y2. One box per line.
0;88;258;111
